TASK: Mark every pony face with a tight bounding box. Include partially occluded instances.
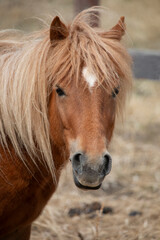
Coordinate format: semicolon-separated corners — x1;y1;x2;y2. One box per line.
54;71;117;190
49;12;132;189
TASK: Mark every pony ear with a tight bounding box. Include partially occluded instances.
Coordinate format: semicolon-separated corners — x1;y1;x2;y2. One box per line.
100;16;126;41
50;16;68;42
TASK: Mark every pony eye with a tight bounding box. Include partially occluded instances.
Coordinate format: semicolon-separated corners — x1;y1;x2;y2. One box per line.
112;87;119;98
56;87;66;97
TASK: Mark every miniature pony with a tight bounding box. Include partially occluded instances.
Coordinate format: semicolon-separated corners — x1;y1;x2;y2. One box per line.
0;8;132;240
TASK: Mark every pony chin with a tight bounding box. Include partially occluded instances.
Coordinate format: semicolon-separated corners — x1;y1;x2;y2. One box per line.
73;173;101;190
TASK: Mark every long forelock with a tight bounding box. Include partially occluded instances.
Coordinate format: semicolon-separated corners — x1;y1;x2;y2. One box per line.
50;11;132;114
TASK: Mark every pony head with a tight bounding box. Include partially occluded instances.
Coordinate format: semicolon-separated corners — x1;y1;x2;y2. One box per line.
48;11;132;190
0;8;132;189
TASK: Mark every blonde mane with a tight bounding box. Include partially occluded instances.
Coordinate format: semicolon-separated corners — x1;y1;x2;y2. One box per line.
0;8;132;177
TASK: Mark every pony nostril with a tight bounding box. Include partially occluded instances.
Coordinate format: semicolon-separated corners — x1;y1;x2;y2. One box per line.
72;153;83;171
74;153;81;163
103;154;112;175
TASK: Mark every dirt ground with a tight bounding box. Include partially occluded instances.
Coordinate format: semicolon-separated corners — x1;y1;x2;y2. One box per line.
30;79;160;240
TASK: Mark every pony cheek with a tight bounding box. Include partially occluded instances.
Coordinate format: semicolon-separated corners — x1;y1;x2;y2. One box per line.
107;119;115;143
104;108;116;143
56;100;76;134
56;105;73;138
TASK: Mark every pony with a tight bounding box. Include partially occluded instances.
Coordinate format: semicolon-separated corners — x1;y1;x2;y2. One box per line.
0;8;132;240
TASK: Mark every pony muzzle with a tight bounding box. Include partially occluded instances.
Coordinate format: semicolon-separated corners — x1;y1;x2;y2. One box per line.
71;152;112;190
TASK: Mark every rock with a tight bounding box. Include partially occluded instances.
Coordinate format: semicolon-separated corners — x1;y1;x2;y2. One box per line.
102;207;113;214
68;208;82;217
129;210;142;217
83;201;101;214
68;201;114;217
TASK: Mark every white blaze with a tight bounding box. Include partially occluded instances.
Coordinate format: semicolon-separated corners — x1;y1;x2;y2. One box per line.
82;67;97;88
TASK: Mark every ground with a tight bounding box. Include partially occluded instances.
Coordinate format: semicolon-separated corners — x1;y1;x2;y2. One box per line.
31;79;160;240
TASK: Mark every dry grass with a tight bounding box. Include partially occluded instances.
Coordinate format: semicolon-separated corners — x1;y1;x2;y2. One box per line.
30;79;160;240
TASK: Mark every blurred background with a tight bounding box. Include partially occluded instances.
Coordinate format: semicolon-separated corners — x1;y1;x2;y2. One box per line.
0;0;159;239
0;0;160;49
